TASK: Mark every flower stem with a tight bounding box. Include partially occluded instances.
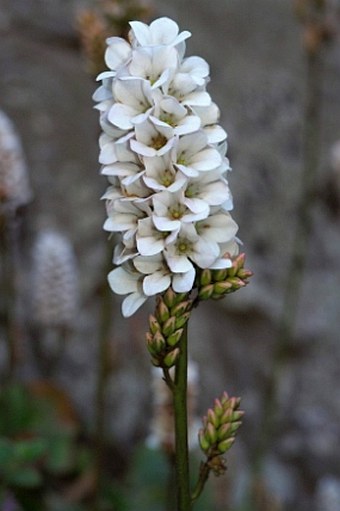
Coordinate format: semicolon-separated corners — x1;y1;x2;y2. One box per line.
191;462;210;503
173;322;191;511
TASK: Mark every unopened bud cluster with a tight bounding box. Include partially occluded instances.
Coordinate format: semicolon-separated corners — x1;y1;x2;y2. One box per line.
146;287;192;368
197;253;252;301
198;391;244;475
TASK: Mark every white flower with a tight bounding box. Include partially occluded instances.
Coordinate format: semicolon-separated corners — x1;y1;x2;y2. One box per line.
94;17;241;316
108;265;147;317
129;17;191;48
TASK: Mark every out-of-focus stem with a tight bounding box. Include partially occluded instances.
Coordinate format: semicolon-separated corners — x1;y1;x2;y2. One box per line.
0;213;19;381
93;243;115;511
172;322;191;511
253;15;325;477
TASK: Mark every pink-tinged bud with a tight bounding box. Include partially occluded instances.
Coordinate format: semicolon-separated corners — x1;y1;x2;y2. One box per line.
207;408;219;428
231;410;245;422
206;422;217;444
229;420;242;435
198;284;214;300
228;277;246;288
156;300;170;323
167;328;183;347
164;348;180;368
153;331;166;353
214;398;224;417
200;269;212;286
227;261;238;278
217;423;233;441
163;287;177;308
214;281;233;295
149;314;161;335
220;408;233;424
198;429;210;452
212;269;227;282
235;252;246;270
162;316;176;337
175;312;191;329
221;392;229;405
237;268;253;280
217;437;235;454
171;300;191;317
229;397;241;409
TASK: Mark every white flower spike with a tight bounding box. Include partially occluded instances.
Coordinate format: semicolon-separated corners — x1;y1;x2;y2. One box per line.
95;17;240;317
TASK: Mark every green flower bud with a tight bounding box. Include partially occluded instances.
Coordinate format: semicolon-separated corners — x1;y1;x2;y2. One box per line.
212;269;227;282
231;410;245;422
229;421;242;435
163;287;177;308
207;408;219;428
228;277;246;289
214;281;233;295
164;348;180;368
175;312;191;329
217;437;235;454
227;261;238;278
206;422;217;444
156;299;170;323
171;300;191;317
217;423;233;441
237;268;253;280
200;268;212;286
198;284;214;300
149;314;161;335
167;328;183;347
162;316;176;337
198;429;210;452
214;398;224;418
153;331;166;353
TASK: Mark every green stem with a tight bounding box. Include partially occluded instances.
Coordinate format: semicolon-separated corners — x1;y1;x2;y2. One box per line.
172;322;191;511
191;462;210;503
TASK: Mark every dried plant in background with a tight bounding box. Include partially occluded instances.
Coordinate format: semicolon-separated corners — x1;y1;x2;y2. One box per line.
0;110;32;381
30;230;79;377
77;0;153;76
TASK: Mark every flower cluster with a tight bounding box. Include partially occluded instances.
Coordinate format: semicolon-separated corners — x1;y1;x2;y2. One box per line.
94;17;239;316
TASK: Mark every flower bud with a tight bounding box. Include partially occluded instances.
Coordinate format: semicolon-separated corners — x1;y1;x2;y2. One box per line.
200;269;212;286
167;328;183;347
175;312;191;329
212;269;227;282
198;284;214;300
164;348;180;368
217;437;235;454
163;287;177;308
149;314;161;335
207;408;219;428
198;429;210;452
156;299;170;323
162;316;176;337
214;281;233;295
171;300;191;318
206;422;217;444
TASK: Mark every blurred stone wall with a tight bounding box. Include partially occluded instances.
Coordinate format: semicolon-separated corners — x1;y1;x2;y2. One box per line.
1;1;340;510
